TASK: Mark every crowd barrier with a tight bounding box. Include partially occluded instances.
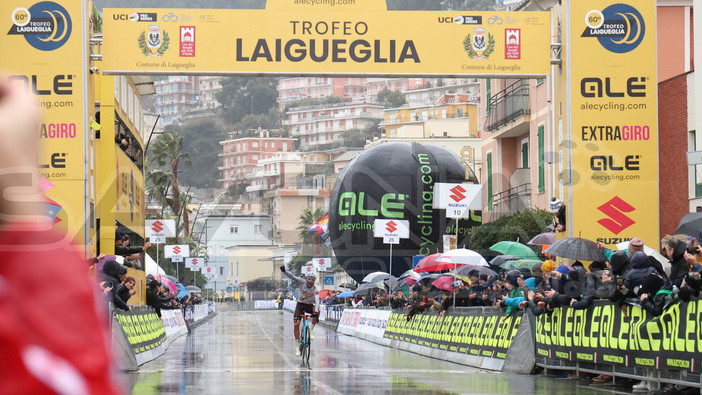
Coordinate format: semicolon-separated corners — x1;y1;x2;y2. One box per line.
255;300;278;309
111;302;217;371
331;302;702;388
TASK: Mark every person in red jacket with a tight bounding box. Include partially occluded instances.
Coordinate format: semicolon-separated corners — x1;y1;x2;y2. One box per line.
0;76;121;394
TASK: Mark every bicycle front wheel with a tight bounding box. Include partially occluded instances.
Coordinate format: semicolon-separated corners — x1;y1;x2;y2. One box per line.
301;324;311;364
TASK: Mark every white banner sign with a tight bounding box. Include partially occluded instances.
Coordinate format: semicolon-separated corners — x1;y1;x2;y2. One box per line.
432;183;482;217
373;219;410;245
185;257;204;269
203;266;218;281
190;266;201;272
145;219;176;237
149;235;166;244
164;244;190;258
171;256;183;263
312;257;331;271
302;265;316;276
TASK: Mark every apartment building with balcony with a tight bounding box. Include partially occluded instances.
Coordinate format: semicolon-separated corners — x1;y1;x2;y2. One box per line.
284;102;384;151
152;76;201;126
380;94;479;139
245;152;304;194
403;78;480;107
480;77;552;222
277;77;367;109
218;130;296;191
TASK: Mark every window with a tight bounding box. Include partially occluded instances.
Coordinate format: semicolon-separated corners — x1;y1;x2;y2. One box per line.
220;267;224;275
486;79;491;113
521;138;529;168
252;141;259;148
692;131;702;197
487;153;493;210
230;225;239;234
254;224;262;234
538;126;545;193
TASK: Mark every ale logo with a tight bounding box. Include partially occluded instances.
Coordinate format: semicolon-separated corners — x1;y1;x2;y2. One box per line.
597;196;635;234
385;221;398;234
8;2;72;51
449;185;467;202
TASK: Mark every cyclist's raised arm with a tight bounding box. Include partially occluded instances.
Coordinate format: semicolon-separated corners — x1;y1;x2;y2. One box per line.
281;267;303;284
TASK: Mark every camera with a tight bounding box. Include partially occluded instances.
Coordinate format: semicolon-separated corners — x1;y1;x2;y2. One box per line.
689;272;701;280
544;272;552;279
687;246;701;255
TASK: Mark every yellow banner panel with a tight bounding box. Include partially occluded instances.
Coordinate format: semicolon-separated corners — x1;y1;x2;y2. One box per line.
568;1;658;248
115;150;145;233
102;7;550;77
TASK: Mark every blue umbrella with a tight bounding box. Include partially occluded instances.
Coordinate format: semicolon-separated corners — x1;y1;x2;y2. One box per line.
176;283;188;299
338;291;354;297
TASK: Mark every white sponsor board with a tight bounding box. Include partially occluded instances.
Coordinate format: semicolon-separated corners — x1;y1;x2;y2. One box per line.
373;219;410;245
145;219;176;238
164;244;190;258
432;183;482;218
312;257;331;271
185;257;204;269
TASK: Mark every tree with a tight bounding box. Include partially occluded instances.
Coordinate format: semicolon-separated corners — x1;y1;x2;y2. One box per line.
377;88;406;108
166;118;225;189
296;207;329;257
216;77;278;127
468;209;553;255
147;132;192;239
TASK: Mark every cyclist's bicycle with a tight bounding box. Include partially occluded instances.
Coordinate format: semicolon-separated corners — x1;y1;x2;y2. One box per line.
298;312;317;365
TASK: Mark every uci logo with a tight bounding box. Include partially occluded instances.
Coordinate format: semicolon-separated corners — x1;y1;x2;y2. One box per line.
437;16;453;24
9;2;72;51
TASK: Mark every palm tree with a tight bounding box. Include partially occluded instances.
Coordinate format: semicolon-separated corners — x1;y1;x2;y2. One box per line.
148;132;192;239
296;207;328;257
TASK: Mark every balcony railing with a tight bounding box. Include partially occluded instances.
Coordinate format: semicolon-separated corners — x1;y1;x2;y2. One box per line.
491;183;531;221
485;80;530;132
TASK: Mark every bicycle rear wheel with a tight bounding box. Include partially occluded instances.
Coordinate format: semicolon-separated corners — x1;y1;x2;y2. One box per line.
301;323;311;364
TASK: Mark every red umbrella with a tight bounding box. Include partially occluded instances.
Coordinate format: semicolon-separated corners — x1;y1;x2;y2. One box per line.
414;253;455;273
431;274;469;292
319;289;333;299
157;276;178;296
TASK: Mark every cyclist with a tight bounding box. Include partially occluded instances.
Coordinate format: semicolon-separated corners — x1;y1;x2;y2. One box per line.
280;266;320;356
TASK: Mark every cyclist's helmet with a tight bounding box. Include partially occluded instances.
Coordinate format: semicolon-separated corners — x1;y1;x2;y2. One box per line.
305;273;316;281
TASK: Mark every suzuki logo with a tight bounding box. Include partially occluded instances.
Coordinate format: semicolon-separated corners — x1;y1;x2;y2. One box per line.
173;246;181;255
191;258;199;266
386;221;398;233
597;196;635;235
449;185;467;202
319;259;325;265
151;220;164;233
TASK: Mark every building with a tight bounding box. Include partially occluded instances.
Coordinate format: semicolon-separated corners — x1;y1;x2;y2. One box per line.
152;76;200;127
379;94;479;139
245;152;304;195
403;78;480;107
218;130;296;190
191;205;274;292
284;102;384;151
277;77;367;109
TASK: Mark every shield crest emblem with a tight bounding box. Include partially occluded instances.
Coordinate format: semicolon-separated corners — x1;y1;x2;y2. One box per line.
147;25;162;49
472;28;486;51
138;25;170;57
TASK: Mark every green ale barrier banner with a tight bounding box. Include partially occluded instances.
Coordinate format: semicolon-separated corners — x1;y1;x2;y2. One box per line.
384;311;522;359
534;300;702;371
115;309;167;355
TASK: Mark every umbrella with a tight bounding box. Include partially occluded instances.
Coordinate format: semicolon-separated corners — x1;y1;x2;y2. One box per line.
675;212;702;237
438;248;489;267
319;289;333;299
176;283;188;300
338;291;354;298
528;232;557;246
490;241;539;259
338;282;357;290
413;253;446;273
385;277;399;292
544;237;606;261
453;264;498;278
157;276;178;295
354;282;384;296
489;255;521;266
398;269;420;281
362;271;390;283
431;274;469;292
186;285;202;293
415;273;443;286
164;274;178;284
499;259;543;271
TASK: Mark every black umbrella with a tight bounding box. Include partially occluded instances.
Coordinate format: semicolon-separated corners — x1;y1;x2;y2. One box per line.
528;232;557;246
353;282;384;296
544;237;606;261
488;255;520;266
675;212;702;237
453;264;498;278
338;282;357;290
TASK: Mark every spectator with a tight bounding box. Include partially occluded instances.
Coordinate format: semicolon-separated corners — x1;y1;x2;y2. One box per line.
115;234;151;257
0;76;119;393
638;273;673;317
100;260;130;311
115;276;136;306
549;197;566;232
624;251;658;291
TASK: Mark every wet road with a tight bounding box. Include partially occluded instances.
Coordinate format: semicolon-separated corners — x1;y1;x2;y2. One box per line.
122;307;610;394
